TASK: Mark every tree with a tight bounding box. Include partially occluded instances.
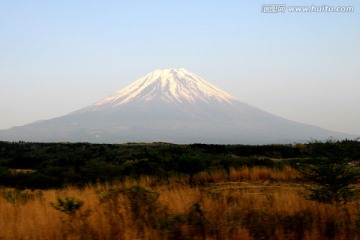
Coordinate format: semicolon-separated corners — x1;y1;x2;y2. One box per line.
177;155;206;185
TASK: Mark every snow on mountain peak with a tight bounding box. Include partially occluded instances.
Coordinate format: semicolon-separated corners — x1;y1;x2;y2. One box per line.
93;68;239;108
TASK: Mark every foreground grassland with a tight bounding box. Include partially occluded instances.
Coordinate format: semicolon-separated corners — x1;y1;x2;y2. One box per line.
1;167;360;240
1;140;360;239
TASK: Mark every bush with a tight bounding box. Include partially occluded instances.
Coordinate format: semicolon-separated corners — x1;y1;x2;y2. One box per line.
299;159;360;204
51;197;84;215
1;189;43;205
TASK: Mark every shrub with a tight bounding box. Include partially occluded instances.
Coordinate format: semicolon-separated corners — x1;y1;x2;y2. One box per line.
50;196;94;239
50;196;84;215
1;189;43;205
299;159;360;204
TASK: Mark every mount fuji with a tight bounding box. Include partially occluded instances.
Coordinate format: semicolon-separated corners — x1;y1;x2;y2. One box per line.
0;68;354;144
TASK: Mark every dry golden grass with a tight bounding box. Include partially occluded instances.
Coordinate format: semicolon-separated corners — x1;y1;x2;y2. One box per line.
1;166;359;239
194;165;300;183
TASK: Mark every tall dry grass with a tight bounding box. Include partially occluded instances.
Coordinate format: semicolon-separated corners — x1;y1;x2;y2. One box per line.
194;165;300;183
0;166;359;239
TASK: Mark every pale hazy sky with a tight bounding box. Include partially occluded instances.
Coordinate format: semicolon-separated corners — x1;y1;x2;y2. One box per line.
1;1;359;135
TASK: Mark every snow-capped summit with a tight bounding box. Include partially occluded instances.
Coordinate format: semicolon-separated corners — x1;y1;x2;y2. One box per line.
93;68;238;108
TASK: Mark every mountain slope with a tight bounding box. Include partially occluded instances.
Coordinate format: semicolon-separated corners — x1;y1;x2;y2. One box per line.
0;68;355;144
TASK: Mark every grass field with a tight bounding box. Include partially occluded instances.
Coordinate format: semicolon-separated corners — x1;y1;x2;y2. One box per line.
1;166;360;240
